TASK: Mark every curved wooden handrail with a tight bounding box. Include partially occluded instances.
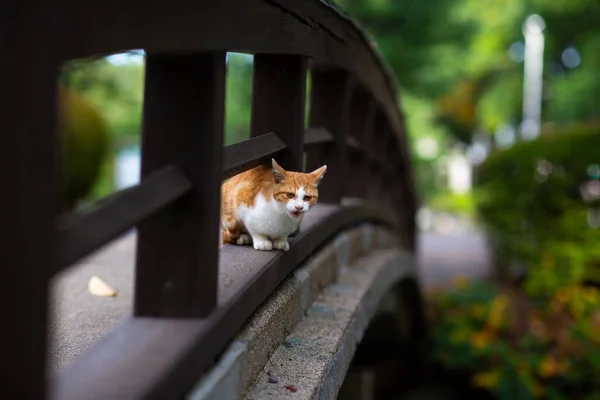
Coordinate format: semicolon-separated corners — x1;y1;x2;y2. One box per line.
52;203;399;400
62;1;402;136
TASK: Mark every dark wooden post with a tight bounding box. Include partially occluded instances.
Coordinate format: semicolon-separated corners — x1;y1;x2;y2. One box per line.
346;85;375;200
0;2;60;396
390;135;410;248
251;54;307;171
383;129;399;209
135;53;226;318
393;114;418;250
306;68;351;203
368;109;388;200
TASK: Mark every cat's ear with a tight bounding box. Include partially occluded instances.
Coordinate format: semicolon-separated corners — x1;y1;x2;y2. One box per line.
271;158;286;184
309;165;327;187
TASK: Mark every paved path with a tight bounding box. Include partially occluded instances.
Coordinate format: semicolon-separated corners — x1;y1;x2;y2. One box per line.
417;231;492;291
48;230;492;373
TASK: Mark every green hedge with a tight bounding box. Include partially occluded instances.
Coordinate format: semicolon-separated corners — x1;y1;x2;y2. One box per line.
476;123;600;296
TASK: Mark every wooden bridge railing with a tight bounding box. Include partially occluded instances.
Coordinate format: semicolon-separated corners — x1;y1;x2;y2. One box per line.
1;0;417;399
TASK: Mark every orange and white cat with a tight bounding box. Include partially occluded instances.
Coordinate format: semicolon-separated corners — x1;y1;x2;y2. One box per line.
220;159;327;251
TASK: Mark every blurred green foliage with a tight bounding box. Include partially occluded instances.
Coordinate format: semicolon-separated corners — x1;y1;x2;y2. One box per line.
337;0;600;208
476;124;600;295
338;0;600;139
428;280;600;400
61;56;144;141
428;191;476;218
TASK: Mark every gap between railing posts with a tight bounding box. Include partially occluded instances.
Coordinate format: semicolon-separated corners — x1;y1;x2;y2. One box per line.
346;84;376;199
306;68;351;204
251;54;307;172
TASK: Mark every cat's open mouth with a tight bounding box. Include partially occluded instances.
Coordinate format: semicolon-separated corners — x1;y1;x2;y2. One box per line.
289;210;301;218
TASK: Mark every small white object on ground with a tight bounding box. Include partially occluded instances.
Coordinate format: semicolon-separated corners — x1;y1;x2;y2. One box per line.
88;276;117;297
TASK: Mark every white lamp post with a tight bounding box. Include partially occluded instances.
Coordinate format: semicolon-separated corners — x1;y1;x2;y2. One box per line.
520;14;546;140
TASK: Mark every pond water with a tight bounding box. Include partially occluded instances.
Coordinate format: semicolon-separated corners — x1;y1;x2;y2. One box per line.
114;145;140;191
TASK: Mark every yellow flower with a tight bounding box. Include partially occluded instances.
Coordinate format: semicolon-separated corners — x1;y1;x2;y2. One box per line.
486;294;509;330
538;355;559;378
471;329;494;350
472;370;501;389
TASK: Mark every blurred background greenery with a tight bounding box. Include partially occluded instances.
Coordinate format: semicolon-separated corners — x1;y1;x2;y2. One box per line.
57;0;600;398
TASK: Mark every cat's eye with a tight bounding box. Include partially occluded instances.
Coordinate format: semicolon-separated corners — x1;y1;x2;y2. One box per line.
286;193;295;199
303;195;312;201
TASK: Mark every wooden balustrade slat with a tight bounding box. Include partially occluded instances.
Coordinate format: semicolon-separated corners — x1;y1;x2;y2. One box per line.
392;107;418;250
345;136;362;151
343;137;381;169
382;127;399;209
368;109;387;199
134;52;226;318
373;111;388;166
365;109;378;200
384;128;411;248
251;54;307;171
303;127;335;149
306;69;351;203
1;2;60;396
55;166;192;273
223;132;287;179
346;85;376;198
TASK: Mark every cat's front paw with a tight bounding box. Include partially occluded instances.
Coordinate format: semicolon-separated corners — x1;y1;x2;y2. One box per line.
236;234;252;245
253;239;273;251
272;239;290;251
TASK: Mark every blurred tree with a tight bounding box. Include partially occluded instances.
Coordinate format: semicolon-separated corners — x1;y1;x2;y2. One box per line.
435;67;510;144
337;0;600;145
57;86;110;212
60;54;144;140
337;0;475;98
224;53;254;145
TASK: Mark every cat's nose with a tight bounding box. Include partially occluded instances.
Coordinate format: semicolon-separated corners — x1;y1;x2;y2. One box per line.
294;204;303;210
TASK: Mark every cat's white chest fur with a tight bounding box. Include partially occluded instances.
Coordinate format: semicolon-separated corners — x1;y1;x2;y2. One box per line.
238;193;299;241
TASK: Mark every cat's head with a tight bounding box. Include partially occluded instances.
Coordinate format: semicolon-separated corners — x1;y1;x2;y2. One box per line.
270;158;327;219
